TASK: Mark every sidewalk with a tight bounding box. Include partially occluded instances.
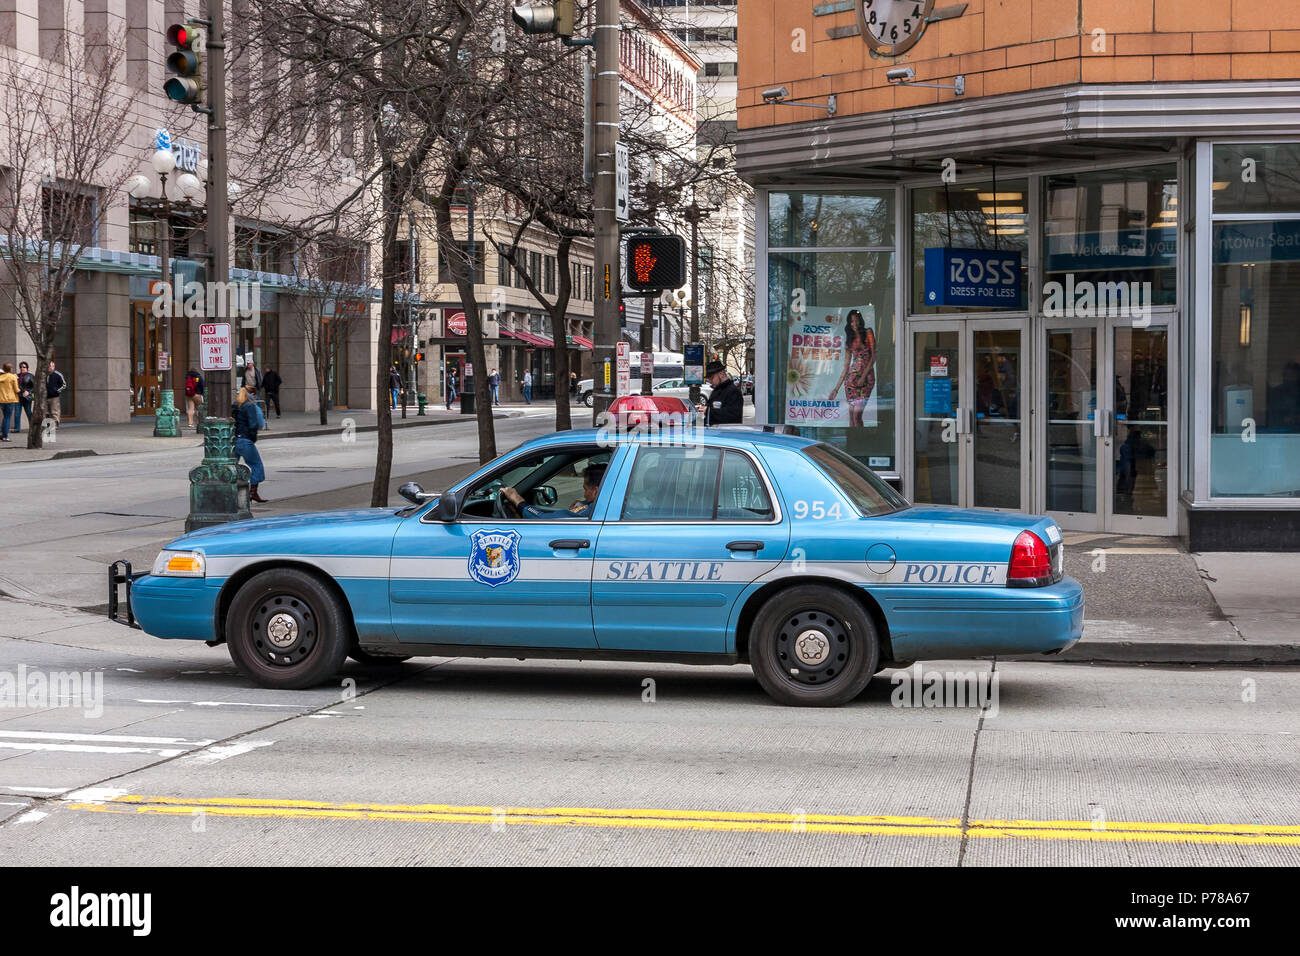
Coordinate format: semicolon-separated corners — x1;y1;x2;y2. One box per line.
0;402;544;464
1041;533;1300;665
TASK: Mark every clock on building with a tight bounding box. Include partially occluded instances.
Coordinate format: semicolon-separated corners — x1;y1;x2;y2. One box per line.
857;0;935;57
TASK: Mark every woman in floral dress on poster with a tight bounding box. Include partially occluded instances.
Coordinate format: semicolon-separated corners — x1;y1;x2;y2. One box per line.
829;309;876;428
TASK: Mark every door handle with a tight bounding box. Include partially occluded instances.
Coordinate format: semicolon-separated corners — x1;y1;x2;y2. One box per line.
549;539;590;550
952;406;965;435
1093;412;1104;439
726;540;764;552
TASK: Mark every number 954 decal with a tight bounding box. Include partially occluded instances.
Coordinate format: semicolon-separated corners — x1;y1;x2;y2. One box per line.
792;500;845;520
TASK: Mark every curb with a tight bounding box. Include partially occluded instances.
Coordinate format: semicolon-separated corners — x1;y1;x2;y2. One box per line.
255;410;521;442
1030;641;1300;666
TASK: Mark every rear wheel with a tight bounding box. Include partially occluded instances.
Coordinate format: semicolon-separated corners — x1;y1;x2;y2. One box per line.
226;568;351;689
749;586;878;706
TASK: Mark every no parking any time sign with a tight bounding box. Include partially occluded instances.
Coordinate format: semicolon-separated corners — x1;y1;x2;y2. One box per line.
199;322;232;371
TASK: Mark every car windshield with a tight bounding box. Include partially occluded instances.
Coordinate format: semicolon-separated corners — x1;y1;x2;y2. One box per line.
803;444;910;517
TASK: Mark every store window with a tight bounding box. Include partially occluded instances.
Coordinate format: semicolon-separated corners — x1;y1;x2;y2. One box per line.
767;190;896;470
1209;145;1300;497
1044;165;1178;310
911;180;1029;314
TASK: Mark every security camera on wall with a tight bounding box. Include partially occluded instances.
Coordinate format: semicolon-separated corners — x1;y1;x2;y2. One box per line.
761;86;788;104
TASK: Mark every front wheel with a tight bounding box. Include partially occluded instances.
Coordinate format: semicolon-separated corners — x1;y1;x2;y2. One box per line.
226;568;352;689
749;586;878;706
582;390;593;408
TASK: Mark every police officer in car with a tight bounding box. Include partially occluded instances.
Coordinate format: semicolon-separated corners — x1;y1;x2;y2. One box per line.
701;360;744;426
502;462;607;518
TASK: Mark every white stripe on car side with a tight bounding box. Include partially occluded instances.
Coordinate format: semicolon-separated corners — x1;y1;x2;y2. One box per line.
202;554;1006;587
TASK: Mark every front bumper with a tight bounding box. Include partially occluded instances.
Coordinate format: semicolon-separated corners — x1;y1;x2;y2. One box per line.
108;561;222;640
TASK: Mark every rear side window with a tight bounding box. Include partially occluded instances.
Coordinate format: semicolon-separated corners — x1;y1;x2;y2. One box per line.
804;444;909;517
622;447;721;520
620;447;775;521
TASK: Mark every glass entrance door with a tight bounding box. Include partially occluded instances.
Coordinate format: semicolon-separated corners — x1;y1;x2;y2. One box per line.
912;320;1029;511
1042;319;1174;534
131;303;160;416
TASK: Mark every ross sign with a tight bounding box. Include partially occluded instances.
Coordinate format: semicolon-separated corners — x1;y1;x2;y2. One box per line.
198;322;232;371
445;310;467;335
640;351;653;375
923;248;1022;309
615;142;630;223
783;307;878;428
684;343;705;385
616;342;630;396
929;354;949;377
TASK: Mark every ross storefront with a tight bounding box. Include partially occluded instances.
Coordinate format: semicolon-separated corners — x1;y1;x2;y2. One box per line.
737;6;1300;547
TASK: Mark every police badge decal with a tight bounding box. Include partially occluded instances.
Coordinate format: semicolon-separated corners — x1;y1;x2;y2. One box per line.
468;529;522;587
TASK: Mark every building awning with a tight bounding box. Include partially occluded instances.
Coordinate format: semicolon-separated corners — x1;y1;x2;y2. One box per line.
571;334;594;350
501;328;554;349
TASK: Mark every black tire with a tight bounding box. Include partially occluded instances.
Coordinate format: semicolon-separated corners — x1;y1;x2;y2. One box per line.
582;390;593;408
226;568;352;689
348;648;412;666
749;585;878;706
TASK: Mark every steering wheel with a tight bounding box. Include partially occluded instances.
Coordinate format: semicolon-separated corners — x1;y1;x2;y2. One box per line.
494;488;518;519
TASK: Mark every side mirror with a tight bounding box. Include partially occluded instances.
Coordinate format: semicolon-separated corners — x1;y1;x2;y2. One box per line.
433;489;463;522
399;481;436;505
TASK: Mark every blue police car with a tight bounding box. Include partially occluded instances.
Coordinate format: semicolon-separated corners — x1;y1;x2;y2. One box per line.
110;428;1083;706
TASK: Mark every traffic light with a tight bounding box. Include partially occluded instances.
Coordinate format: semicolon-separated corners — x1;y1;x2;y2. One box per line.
512;1;578;40
623;234;687;293
163;22;203;106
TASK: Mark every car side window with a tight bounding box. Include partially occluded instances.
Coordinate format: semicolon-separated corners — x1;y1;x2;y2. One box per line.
621;447;721;521
716;451;774;521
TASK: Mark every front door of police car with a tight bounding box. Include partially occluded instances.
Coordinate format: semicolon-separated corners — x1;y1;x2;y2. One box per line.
388;447;615;649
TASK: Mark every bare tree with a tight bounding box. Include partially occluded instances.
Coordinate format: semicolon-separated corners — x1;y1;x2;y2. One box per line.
0;28;133;448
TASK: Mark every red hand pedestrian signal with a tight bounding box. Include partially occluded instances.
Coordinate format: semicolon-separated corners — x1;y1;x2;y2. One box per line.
633;243;657;284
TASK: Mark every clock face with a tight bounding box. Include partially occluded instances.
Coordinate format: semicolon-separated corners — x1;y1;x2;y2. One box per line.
857;0;936;57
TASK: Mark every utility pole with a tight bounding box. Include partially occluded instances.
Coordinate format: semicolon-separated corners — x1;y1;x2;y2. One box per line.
152;172;175;437
185;0;249;531
591;0;620;422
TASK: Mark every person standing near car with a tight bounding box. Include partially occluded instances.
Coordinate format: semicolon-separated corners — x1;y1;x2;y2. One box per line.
521;369;533;404
701;360;743;426
261;367;282;419
16;362;34;433
488;368;500;406
233;386;268;503
0;363;19;442
45;360;67;425
183;367;204;428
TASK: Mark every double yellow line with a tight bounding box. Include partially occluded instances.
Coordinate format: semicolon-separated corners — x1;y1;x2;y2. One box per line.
64;794;1300;846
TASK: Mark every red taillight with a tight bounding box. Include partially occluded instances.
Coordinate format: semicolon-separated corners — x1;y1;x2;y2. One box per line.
1008;530;1052;585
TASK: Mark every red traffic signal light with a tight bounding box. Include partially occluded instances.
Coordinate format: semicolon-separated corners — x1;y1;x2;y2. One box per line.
623;234;687;293
164;22;203;105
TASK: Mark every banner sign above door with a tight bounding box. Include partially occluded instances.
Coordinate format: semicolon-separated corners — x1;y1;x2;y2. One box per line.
923;248;1022;309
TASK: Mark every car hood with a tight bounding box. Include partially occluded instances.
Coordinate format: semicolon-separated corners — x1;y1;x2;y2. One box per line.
166;507;408;551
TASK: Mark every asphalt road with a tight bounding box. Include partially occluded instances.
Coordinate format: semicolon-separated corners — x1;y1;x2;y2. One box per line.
1;612;1297;865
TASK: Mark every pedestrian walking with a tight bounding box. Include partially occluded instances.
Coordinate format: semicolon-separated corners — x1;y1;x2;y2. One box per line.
16;362;34;433
262;367;282;418
183;367;204;428
488;368;500;406
446;368;458;409
521;369;533;404
243;357;262;393
701;360;744;426
45;360;67;425
570;372;577;397
233;386;269;503
0;363;19;442
388;363;403;409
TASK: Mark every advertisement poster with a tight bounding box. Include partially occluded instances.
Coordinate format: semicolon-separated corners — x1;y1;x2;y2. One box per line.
784;307;877;428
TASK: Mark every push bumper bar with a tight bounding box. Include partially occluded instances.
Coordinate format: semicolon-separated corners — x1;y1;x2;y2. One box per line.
108;560;145;629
